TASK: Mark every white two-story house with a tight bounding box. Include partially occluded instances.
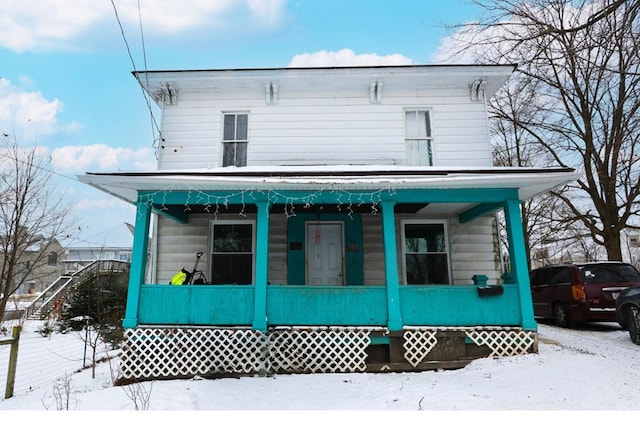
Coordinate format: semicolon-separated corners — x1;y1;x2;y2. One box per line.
79;64;577;381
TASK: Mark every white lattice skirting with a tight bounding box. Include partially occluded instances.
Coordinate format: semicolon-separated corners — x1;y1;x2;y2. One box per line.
118;326;537;380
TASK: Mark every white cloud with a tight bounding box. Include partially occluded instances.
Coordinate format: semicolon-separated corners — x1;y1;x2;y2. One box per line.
0;78;74;141
0;0;289;53
248;0;287;30
0;0;107;52
51;144;156;173
288;49;414;67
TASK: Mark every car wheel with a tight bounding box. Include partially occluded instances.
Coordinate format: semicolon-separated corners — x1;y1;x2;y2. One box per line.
552;303;570;327
629;306;640;345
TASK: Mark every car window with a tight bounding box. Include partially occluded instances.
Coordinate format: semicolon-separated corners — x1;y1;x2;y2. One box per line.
579;264;640;284
548;267;571;285
530;268;548;286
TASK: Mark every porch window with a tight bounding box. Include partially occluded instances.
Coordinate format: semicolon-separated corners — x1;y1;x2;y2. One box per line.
401;220;450;285
209;221;254;284
405;110;433;166
222;112;248;167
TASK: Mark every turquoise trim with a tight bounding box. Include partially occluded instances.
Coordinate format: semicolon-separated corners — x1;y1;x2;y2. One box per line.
123;202;151;328
370;336;391;344
504;199;537;330
286;213;364;285
287;216;305;285
381;200;403;331
253;201;270;332
139;188;520;205
459;202;503;224
152;205;188;224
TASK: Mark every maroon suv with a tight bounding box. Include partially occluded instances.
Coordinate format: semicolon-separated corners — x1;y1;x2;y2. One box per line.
529;262;640;327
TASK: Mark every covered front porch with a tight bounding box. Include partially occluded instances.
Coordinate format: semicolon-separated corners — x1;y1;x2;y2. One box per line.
79;166;578;379
126;188;532;330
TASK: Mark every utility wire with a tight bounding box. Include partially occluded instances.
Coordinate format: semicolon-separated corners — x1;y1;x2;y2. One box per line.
136;0;160;154
109;0;161;143
0;149;80;184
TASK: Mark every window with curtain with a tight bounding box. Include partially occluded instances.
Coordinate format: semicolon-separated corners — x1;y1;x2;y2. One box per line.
222;112;248;167
405;110;433;166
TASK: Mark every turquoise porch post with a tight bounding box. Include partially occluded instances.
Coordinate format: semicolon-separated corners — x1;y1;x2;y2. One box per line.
503;199;537;330
253;200;270;332
381;200;403;331
122;201;151;328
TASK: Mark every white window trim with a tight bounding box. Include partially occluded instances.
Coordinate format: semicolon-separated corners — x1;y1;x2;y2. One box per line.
221;111;250;167
403;108;435;166
207;219;256;284
400;219;452;285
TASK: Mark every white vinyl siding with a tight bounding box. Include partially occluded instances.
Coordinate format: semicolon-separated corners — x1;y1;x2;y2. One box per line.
155;213;502;286
155;214;286;284
156;88;492;170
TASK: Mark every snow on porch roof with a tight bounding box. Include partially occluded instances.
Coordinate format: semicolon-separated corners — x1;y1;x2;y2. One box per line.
77;165;580;205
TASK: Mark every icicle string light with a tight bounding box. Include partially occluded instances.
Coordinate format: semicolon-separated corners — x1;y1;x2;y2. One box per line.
136;187;397;221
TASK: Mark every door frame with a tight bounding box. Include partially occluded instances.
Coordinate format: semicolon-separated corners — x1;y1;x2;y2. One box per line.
286;212;364;286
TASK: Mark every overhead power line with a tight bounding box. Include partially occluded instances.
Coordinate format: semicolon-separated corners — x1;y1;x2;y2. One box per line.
109;0;162;149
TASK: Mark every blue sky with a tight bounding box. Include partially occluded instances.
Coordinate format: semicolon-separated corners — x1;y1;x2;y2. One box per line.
0;0;482;247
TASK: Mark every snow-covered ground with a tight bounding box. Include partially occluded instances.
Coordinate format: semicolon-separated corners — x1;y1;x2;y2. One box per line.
0;319;638;421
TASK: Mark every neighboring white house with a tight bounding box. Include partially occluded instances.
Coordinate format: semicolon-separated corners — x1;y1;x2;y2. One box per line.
79;65;578;379
62;223;133;273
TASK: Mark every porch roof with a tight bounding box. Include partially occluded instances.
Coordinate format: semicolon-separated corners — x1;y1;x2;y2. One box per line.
78;165;579;206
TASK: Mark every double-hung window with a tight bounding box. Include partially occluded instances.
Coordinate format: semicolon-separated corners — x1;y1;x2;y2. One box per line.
209;221;254;284
222;112;248;167
405;110;433;166
401;220;450;285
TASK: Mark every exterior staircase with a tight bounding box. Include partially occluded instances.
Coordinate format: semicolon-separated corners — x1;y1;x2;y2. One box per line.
23;260;129;321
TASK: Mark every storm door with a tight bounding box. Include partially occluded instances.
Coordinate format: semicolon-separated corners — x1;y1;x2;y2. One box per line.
306;222;344;285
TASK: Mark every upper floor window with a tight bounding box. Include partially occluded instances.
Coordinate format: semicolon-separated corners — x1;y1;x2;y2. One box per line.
405;110;433;166
47;252;58;267
222;112;248;167
401;220;450;285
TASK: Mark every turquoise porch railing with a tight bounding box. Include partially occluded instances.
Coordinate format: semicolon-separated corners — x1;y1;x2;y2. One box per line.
135;283;522;327
267;285;387;326
400;284;521;326
138;285;255;325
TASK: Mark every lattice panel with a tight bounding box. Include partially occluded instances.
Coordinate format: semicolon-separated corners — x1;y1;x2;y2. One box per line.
402;330;438;367
465;329;536;357
268;328;371;373
120;328;267;379
118;326;537;380
120;327;372;379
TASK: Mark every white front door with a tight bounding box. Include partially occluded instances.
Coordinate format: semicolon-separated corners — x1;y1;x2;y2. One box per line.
306;222;344;285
